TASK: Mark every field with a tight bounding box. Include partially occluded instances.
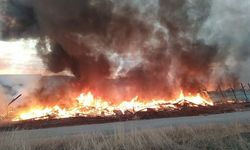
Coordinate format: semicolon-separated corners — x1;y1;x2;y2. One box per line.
0;123;249;150
0;111;250;150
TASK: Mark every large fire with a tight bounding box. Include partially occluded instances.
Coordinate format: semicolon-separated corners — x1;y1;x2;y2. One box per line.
12;91;213;121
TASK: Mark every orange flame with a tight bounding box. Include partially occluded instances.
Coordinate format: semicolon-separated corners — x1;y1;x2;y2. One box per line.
12;91;213;121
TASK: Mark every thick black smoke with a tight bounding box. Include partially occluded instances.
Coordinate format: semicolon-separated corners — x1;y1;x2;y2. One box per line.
0;0;247;101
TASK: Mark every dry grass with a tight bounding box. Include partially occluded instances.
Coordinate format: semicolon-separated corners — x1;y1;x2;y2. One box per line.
0;123;250;150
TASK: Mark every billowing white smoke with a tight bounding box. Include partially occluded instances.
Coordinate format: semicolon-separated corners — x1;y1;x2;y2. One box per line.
198;0;250;83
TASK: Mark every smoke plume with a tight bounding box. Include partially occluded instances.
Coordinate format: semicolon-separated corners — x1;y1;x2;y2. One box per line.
1;0;249;101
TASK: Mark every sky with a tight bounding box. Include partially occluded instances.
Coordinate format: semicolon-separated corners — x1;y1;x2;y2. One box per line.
0;39;44;74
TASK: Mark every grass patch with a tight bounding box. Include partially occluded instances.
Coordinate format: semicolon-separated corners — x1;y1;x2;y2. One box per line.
0;123;250;150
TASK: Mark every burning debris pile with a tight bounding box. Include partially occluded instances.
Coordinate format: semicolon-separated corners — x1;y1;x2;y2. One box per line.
11;91;213;121
2;91;249;130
